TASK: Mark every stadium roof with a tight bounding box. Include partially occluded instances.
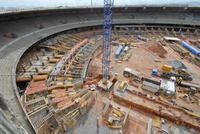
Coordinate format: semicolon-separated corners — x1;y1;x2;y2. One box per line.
1;0;200;8
0;0;200;14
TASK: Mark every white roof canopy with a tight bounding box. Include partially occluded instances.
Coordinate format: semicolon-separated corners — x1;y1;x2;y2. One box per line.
0;0;199;8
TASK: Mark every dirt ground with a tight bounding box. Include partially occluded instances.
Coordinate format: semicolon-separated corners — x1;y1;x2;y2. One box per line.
89;36;200;80
123;116;148;134
17;30;200;133
87;32;200;133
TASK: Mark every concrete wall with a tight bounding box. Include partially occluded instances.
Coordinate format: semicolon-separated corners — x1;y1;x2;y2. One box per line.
0;7;200;49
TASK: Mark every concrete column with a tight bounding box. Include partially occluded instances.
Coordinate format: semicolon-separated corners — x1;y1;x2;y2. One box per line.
172;28;176;36
194;29;199;35
186;29;190;34
178;28;181;33
138;27;142;33
165;28;169;35
145;26;148;31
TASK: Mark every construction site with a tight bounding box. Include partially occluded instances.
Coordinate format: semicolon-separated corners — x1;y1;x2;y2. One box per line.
0;1;200;134
13;24;200;134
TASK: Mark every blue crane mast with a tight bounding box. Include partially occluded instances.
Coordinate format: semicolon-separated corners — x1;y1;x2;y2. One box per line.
102;0;113;81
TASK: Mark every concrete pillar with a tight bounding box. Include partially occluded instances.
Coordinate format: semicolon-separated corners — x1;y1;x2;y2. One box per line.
194;29;199;35
145;26;148;31
172;28;176;36
186;29;190;34
165;28;169;35
138;27;142;33
159;27;162;32
178;28;181;33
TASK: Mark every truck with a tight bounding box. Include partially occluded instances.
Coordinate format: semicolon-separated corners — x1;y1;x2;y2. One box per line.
123;68;141;82
115;45;124;58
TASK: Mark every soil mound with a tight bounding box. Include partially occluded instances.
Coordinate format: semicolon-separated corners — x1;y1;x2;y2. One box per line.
148;43;167;57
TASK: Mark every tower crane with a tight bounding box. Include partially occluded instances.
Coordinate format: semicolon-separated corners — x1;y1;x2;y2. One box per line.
102;0;113;82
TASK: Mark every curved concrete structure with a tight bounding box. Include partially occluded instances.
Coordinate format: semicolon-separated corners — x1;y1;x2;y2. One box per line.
0;7;200;48
0;7;200;133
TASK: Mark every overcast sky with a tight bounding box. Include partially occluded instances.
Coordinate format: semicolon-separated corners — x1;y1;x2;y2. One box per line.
0;0;199;8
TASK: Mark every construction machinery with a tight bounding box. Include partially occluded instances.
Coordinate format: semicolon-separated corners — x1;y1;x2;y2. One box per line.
161;65;173;72
177;69;191;79
160;71;192;81
176;77;183;85
102;0;113;81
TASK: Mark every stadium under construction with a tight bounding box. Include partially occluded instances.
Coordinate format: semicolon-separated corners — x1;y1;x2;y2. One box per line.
0;2;200;134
